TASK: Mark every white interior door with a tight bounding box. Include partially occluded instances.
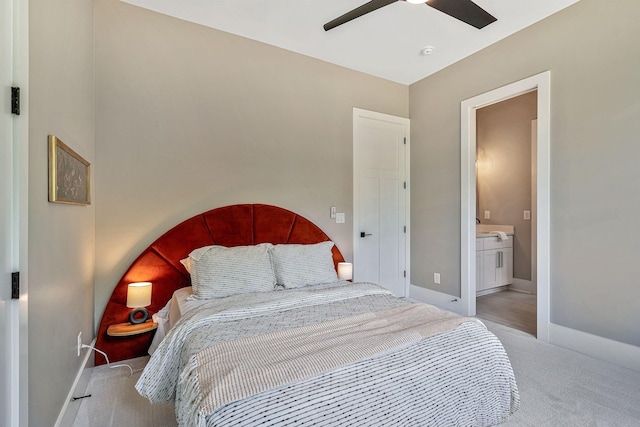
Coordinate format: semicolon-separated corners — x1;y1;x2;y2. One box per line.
353;108;409;297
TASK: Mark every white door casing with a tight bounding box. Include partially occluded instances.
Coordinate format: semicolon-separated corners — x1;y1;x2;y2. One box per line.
353;108;410;297
1;0;14;418
2;0;29;424
531;119;538;294
460;71;550;341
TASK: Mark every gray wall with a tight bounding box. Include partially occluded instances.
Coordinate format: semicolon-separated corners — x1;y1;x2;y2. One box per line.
28;0;95;424
477;91;537;281
410;0;640;346
94;0;409;325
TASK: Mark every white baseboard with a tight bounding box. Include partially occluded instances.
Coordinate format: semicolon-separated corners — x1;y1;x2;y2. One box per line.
54;338;96;427
550;323;640;373
511;278;534;293
409;284;466;316
476;285;508;297
410;284;640;373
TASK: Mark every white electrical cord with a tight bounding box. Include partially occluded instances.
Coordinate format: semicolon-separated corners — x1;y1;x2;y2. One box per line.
81;344;143;377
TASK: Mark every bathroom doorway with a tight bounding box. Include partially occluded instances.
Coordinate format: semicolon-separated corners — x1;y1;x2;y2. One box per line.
475;92;537;336
460;71;551;342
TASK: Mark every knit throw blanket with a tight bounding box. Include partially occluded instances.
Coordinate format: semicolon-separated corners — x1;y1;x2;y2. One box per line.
184;303;474;419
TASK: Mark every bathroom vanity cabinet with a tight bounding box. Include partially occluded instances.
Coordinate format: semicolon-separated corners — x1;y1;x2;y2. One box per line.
476;235;513;293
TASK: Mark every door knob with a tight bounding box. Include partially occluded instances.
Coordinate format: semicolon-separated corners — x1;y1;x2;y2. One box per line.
360;232;372;238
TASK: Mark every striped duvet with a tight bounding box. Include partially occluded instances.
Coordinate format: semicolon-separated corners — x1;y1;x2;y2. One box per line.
136;282;519;426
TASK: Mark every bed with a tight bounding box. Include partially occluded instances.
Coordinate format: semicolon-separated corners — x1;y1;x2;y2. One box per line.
96;204;519;426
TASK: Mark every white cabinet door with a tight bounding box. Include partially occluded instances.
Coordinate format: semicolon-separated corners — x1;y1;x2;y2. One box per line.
476;251;484;291
498;247;513;286
482;249;500;290
483;248;513;291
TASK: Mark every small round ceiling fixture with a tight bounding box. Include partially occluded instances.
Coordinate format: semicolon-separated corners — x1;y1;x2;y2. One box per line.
420;46;435;56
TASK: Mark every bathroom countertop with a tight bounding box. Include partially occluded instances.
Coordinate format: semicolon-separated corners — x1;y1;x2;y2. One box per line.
476;232;514;238
475;224;515;238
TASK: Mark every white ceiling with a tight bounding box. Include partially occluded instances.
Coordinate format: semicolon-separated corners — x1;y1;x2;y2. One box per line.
122;0;579;85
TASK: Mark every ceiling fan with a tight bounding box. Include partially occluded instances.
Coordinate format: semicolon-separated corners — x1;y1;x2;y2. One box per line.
324;0;497;31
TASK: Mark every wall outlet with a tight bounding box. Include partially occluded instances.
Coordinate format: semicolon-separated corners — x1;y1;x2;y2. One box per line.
336;213;345;223
524;210;531;220
77;332;82;357
484;211;490;219
433;272;441;284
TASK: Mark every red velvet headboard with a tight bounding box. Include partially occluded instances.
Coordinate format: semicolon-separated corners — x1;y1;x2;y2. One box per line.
95;204;345;365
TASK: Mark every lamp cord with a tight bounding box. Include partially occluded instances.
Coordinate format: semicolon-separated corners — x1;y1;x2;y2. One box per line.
81;344;143;377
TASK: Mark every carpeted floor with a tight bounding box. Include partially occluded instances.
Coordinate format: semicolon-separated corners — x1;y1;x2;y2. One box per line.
72;320;640;426
487;320;640;426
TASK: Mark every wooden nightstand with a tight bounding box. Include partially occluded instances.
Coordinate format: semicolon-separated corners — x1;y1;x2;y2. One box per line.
107;320;158;337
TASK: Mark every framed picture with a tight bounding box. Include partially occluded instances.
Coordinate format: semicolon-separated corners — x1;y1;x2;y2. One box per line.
48;135;91;205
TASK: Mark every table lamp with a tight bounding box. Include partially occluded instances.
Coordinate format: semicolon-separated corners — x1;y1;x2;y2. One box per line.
337;262;353;281
126;282;152;324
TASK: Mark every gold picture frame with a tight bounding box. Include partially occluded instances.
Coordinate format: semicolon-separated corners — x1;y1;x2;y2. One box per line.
48;135;91;205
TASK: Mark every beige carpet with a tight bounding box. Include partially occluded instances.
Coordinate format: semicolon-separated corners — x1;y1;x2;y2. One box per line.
72;320;640;426
71;357;175;427
487;320;640;426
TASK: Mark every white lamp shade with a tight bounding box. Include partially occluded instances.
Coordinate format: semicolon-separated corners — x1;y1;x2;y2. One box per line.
337;262;353;280
126;282;152;308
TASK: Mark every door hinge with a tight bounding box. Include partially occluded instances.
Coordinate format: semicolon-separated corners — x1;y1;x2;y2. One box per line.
403;270;406;278
11;272;20;299
403;226;406;233
11;87;20;115
403;181;406;189
403;137;406;145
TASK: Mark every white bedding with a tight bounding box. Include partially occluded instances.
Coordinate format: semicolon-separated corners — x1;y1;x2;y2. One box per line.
149;286;209;354
139;282;519;426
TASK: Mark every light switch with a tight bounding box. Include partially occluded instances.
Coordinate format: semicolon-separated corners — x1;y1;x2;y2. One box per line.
330;206;336;219
484;211;490;219
524;210;531;220
336;213;345;224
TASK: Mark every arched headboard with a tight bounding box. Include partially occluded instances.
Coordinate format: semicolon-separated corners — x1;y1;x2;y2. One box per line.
95;204;345;364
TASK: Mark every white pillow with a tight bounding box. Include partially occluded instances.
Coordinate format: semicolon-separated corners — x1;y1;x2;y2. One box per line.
270;241;338;288
180;257;192;273
186;243;276;299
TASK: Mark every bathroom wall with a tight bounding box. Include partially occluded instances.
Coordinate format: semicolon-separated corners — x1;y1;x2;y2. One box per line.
476;91;537;282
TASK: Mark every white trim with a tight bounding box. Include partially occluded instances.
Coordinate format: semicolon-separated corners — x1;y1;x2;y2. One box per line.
404;132;410;297
409;284;466;316
476;285;508;297
54;339;96;427
11;0;29;424
550;324;640;373
411;283;640;373
510;278;534;294
460;71;551;342
353;108;410;297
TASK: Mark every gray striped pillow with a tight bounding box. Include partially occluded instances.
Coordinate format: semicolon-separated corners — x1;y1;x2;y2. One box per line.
188;243;276;299
271;241;338;288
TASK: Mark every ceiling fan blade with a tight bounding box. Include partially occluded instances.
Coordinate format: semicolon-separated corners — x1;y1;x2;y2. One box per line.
324;0;398;31
426;0;496;29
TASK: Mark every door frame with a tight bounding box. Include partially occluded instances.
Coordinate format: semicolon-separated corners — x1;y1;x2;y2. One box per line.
1;0;30;424
353;108;410;297
460;71;550;341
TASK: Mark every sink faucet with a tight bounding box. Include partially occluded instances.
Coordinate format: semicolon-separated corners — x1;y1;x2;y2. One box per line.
475;217;481;224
